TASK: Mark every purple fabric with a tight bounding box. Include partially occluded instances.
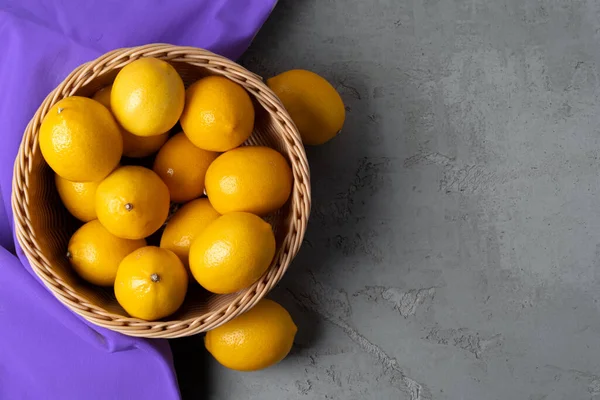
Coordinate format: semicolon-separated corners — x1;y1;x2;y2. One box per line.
0;1;276;399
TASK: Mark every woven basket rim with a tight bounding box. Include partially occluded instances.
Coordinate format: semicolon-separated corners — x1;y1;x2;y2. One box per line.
11;43;311;338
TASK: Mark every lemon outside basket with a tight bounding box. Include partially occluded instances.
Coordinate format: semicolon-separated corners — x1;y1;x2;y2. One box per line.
11;44;311;338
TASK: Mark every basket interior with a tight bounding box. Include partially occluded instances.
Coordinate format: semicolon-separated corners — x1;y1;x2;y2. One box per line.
27;61;295;323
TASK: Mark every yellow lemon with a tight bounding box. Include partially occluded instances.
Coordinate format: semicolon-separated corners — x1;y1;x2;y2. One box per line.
153;133;219;203
160;198;220;271
121;130;169;159
267;69;345;145
93;86;168;158
111;58;185;136
180;76;254;151
96;166;170;239
39;96;122;181
91;85;112;108
67;220;146;286
55;174;100;222
205;299;297;371
189;212;275;294
205;146;292;215
115;246;188;320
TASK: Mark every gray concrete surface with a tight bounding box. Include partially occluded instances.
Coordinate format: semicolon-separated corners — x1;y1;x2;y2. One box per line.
205;0;600;398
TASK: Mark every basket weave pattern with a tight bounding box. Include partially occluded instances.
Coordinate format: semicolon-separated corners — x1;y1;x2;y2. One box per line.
11;44;311;338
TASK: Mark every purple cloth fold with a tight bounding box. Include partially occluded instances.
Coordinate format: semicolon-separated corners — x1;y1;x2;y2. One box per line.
0;1;276;398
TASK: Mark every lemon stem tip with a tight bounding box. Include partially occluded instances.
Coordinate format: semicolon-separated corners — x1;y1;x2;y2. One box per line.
125;203;134;211
150;273;160;283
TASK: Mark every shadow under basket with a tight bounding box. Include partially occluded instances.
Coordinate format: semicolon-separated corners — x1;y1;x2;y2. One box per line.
11;44;311;338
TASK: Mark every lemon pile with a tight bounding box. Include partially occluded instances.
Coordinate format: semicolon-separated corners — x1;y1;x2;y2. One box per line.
40;57;344;371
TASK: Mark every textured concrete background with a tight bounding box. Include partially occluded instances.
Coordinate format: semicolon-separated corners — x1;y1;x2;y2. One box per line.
174;0;600;398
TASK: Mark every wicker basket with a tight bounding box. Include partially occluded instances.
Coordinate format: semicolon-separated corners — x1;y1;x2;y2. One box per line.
11;44;311;338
